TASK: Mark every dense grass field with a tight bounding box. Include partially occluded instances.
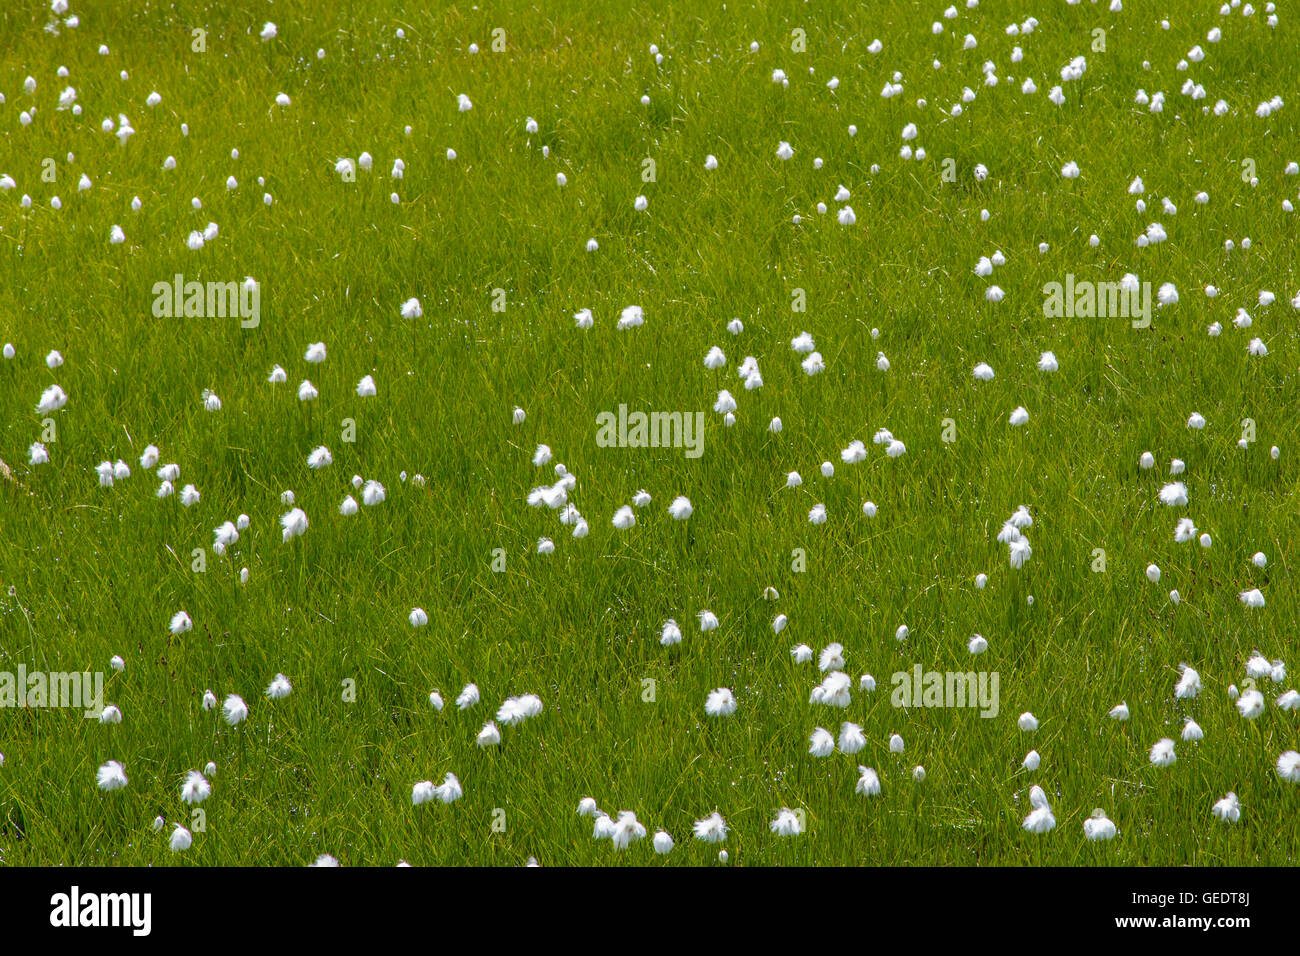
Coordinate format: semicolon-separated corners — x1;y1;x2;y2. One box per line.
1;0;1298;866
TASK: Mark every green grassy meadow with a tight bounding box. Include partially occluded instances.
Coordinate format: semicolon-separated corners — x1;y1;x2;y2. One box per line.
0;0;1298;865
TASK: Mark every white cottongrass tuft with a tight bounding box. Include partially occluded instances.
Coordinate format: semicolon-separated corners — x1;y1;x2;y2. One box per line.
1212;792;1241;823
808;727;834;757
1159;482;1188;506
770;808;804;836
1083;809;1117;840
1149;738;1176;767
222;694;249;726
1277;751;1300;783
1022;785;1056;833
280;508;308;542
693;812;728;843
1239;588;1265;608
36;384;68;414
810;671;852;708
837;721;866;754
181;770;211;805
1236;687;1265;719
169;825;192;852
434;772;463;803
856;766;881;797
705;687;737;717
456;683;480;710
496;693;543;725
96;760;128;791
1175;664;1201;699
